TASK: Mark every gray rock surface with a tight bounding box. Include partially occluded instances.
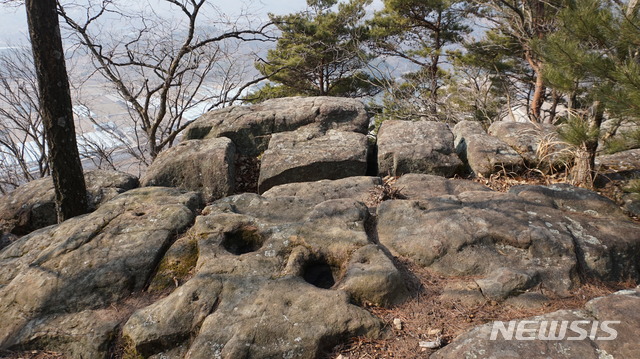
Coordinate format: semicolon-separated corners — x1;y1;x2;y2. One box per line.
453;120;524;177
141;137;235;202
262;176;382;204
487;121;560;166
596;148;640;173
377;120;462;177
183;96;370;156
394;174;492;200
0;187;203;356
258;126;369;193
431;288;640;359
0;170;139;236
123;193;408;358
377;183;640;298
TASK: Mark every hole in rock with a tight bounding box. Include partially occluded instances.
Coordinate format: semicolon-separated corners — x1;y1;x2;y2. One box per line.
303;258;337;289
221;225;264;255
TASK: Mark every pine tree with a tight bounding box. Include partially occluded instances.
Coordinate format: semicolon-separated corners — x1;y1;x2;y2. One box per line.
540;0;640;186
250;0;377;101
367;0;472;121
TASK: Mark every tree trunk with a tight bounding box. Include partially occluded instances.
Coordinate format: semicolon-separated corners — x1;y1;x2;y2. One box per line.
570;101;603;188
26;0;88;222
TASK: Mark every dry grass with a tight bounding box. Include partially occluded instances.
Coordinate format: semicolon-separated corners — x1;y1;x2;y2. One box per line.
325;259;634;359
365;176;406;207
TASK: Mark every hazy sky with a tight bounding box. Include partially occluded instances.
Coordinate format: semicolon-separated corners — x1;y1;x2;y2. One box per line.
0;0;320;47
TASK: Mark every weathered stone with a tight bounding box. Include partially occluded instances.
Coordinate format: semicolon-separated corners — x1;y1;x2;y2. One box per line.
141;137;235;202
488;121;561;165
262;176;382;204
123;194;407;358
258;126;369;193
0;187;203;353
439;281;486;306
394;174;492;200
183;96;370;156
623;193;640;217
377;184;640;299
509;183;625;219
431;288;640;359
596;148;640;171
377;120;462;177
475;267;538;301
584;288;640;358
0;170;139;236
453;120;524;177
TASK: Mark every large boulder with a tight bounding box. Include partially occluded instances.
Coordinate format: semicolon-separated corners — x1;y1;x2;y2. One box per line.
0;170;139;236
394;173;492;200
453;120;524;177
183;96;370;156
141;137;235;202
377;182;640;298
257;126;369;193
377;120;462;177
487;121;561;166
596;148;640;174
0;187;203;357
262;176;382;204
431;287;640;359
122;193;408;358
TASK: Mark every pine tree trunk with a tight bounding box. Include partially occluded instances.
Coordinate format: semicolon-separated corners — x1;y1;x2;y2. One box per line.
26;0;88;222
570;101;603;188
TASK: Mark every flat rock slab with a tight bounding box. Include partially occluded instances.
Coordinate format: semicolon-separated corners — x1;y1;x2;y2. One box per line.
488;121;561;166
262;176;382;204
0;187;203;357
431;288;640;359
183;96;370;156
123;193;408;358
258;127;369;193
453;120;524;177
596;148;640;173
0;170;139;236
141;137;235;202
377;183;640;298
394;174;492;200
377;120;462;177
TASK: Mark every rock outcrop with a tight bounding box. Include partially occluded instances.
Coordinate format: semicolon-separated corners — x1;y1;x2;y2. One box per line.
262;175;382;204
0;187;202;357
0;170;139;236
488;121;561;166
432;287;640;359
141;137;235;202
258;125;369;193
453;120;525;177
377;120;462;177
183;96;370;156
123;193;407;358
377;183;640;298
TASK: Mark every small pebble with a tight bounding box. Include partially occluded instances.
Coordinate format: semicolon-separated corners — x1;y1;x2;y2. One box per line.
393;318;403;330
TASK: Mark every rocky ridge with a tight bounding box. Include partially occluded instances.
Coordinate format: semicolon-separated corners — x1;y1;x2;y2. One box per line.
1;96;639;358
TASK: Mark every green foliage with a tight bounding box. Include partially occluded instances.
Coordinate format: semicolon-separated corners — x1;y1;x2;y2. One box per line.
250;0;377;101
557;115;601;147
540;0;640;120
368;0;472;121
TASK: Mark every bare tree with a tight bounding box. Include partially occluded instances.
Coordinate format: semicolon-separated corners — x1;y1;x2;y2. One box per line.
0;45;49;192
57;0;271;164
